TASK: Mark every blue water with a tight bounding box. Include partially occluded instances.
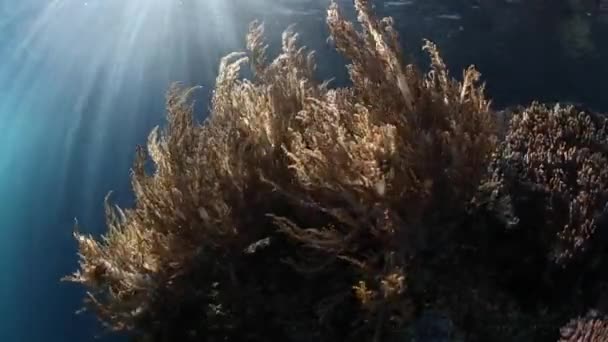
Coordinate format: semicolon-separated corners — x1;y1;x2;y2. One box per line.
1;0;607;341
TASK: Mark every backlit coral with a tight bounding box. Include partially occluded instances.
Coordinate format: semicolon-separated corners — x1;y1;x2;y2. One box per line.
64;1;608;341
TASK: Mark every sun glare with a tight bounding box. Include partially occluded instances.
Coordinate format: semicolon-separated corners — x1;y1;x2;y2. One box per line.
2;0;246;121
0;0;250;225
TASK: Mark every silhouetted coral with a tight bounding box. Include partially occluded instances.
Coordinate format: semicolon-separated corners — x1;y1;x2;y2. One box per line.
63;1;608;341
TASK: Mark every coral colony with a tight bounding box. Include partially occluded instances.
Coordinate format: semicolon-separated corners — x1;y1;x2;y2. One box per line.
64;1;608;340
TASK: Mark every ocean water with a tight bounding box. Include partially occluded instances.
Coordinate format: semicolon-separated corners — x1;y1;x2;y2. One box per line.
1;0;607;341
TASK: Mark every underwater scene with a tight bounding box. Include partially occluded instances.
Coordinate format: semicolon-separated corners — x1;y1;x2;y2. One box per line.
3;0;608;341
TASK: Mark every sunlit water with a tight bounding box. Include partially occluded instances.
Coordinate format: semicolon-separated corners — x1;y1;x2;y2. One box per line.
1;0;607;340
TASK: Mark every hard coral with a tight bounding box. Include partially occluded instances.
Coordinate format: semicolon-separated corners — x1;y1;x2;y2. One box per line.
560;311;608;342
485;103;608;264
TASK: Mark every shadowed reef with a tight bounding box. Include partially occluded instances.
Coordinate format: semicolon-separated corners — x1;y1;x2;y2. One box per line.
63;0;608;340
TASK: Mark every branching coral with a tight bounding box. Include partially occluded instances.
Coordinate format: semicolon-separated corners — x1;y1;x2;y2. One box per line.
64;0;497;338
264;0;498;336
64;0;608;341
482;103;608;264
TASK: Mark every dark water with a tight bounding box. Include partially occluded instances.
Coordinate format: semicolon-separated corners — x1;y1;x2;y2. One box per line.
1;0;607;341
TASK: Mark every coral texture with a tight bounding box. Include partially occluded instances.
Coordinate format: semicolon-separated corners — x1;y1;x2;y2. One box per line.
484;103;608;264
559;311;608;342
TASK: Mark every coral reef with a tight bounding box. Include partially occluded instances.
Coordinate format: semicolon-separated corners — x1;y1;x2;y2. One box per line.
64;0;608;341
